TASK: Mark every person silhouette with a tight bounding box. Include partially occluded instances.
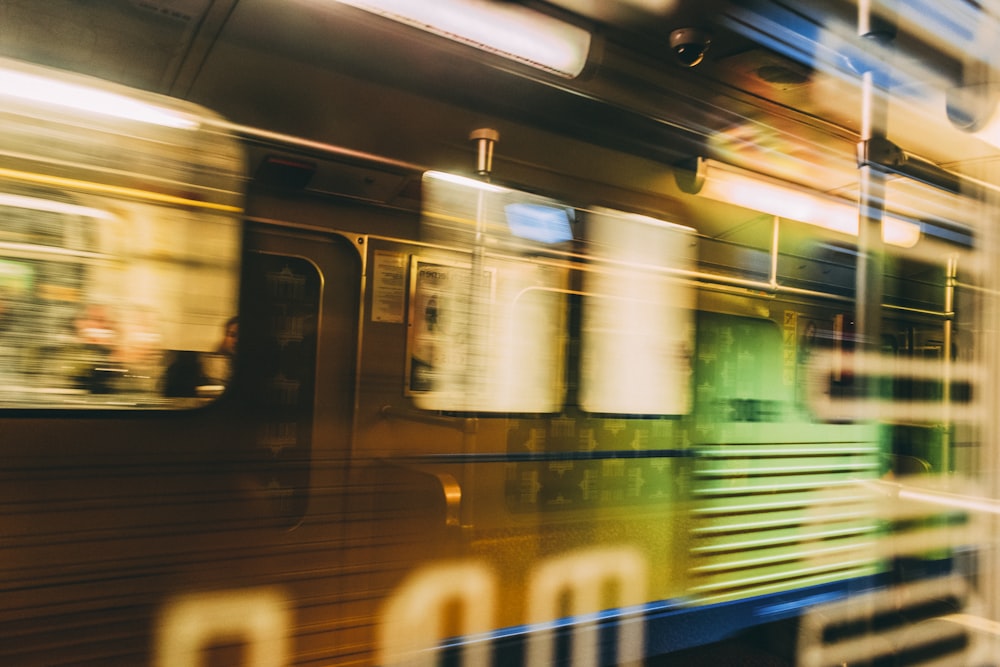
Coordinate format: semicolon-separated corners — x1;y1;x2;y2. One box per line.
162;317;237;398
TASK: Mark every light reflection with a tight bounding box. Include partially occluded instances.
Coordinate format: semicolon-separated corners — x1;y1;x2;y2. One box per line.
0;192;116;220
0;60;200;129
156;587;291;667
424;170;509;193
681;158;923;247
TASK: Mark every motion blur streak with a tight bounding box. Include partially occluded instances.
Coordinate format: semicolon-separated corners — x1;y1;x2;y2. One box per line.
0;1;997;665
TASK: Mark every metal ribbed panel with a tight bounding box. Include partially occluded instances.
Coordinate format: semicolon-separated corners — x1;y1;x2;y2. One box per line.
688;423;884;603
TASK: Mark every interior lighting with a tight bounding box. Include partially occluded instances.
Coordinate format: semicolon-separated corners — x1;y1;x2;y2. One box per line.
0;59;199;130
676;158;921;248
424;170;509;193
0;192;115;220
334;0;592;78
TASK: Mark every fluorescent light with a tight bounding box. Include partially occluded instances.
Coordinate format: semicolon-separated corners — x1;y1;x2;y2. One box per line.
882;215;922;248
0;61;199;130
424;170;509;193
946;83;1000;146
676;158;921;248
335;0;592;78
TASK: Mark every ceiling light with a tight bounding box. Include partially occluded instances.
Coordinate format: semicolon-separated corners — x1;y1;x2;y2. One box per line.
334;0;592;78
0;59;199;130
946;82;1000;153
424;170;509;193
676;158;921;248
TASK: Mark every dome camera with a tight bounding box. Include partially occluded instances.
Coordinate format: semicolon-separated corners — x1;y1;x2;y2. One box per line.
670;28;711;67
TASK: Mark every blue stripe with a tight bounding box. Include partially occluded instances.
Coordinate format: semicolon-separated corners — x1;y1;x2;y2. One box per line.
388;449;693;464
443;575;887;662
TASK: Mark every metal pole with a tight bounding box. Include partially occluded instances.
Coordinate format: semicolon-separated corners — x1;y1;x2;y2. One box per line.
855;0;892;354
465;129;499;407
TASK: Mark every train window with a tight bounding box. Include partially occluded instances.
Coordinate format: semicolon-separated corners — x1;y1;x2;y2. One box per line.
579;207;696;416
420;171;576;253
410;171;571;412
0;185;241;409
0;59;244;409
693;312;789;423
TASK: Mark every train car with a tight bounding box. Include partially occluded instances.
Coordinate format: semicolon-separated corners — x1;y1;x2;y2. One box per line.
0;1;997;665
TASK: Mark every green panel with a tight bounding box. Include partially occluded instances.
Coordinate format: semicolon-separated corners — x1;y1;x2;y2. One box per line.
694;311;791;423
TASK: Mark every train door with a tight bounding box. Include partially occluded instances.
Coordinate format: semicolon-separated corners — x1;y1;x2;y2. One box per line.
232;221;363;663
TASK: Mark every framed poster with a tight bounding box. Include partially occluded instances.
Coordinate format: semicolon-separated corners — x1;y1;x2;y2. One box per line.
406;257;495;403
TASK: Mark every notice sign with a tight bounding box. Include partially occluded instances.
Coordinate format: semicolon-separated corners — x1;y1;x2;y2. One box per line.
407;259;482;396
371;250;406;323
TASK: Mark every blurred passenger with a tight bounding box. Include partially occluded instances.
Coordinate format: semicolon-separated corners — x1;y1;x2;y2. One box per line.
118;306;163;365
202;316;237;389
68;303;120;394
798;320;817;363
117;305;164;393
0;290;17;392
75;303;117;350
796;320;818;408
163;317;237;398
162;350;203;398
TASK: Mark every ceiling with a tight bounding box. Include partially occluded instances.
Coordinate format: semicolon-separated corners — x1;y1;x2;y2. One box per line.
0;0;997;224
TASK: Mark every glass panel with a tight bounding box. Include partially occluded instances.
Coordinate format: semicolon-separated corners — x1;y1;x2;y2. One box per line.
0;58;243;409
411;171;571;413
579;207;696;415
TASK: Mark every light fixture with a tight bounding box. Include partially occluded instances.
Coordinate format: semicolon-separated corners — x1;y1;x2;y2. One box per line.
946;82;1000;154
334;0;592;78
676;158;921;248
424;170;509;193
0;58;199;130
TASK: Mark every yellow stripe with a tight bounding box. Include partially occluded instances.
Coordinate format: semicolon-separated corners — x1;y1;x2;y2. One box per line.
423;210;479;226
0;166;243;213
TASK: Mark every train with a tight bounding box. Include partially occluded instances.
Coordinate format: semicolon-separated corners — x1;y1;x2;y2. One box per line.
0;0;996;665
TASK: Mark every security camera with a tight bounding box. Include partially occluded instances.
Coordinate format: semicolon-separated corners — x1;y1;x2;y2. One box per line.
670;28;711;67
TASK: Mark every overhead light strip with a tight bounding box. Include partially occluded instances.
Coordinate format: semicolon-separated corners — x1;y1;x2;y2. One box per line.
334;0;592;78
0;61;199;130
676;158;921;248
